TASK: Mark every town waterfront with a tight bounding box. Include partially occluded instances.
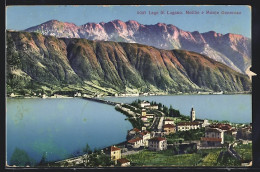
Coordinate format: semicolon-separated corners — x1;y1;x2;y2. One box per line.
103;94;252;124
6;94;251;165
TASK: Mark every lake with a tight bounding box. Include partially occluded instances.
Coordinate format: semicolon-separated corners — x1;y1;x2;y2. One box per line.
6;94;251;166
6;98;133;165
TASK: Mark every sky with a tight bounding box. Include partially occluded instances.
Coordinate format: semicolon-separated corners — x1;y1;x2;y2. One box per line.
6;5;251;38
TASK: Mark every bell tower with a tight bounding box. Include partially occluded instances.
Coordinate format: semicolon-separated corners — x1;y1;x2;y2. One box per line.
191;107;195;122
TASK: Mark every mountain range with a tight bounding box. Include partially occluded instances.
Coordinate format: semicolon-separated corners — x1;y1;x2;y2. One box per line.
6;31;251;95
25;19;251;74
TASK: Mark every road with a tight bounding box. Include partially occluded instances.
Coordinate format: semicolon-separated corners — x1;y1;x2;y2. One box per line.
149;117;160;131
228;143;241;161
157;116;164;132
154;110;165;132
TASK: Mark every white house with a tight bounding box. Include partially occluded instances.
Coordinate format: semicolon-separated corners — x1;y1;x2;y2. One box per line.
140;101;150;108
201;119;211;128
139;131;151;147
145;105;159;110
127;137;143;148
74;92;82;97
148;137;167;151
146;114;154;119
177;122;201;131
164;119;175;125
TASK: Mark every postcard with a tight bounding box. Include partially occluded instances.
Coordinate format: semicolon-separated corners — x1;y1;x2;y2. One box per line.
6;5;253;168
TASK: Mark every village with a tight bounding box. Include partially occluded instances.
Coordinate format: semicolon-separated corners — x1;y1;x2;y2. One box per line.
46;99;252;167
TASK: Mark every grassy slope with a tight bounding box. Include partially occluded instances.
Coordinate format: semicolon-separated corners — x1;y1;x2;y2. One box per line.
6;31;252;95
124;148;246;167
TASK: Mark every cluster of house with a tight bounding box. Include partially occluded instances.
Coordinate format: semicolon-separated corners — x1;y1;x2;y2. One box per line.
126;127;167;151
200;122;252;147
102;101;252;167
9;92;48;98
236;124;252;140
103;129;168;166
114;92;157;97
140;101;159;109
161;107;210;135
139;101;159;127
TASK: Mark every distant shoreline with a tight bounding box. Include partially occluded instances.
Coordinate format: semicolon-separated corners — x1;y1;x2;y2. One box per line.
6;92;251;99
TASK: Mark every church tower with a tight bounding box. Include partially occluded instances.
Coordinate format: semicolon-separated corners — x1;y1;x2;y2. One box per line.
191;107;195;122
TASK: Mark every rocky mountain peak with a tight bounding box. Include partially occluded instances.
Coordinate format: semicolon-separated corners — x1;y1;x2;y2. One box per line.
24;19;251;74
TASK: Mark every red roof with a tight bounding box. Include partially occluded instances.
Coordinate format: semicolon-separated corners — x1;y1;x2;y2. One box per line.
132;128;140;132
221;125;232;130
206;128;222;133
128;137;142;143
164;124;175;128
164;119;173;121
117;158;130;164
201;137;222;142
139;131;150;136
178;122;200;126
149;137;166;142
111;146;121;151
209;123;232;130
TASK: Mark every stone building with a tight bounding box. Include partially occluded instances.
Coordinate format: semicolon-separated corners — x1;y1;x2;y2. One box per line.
148;137;167;151
127;137;143;149
177;122;201;131
201;128;224;147
110;146;121;161
164;119;175;125
163;124;176;135
139;131;151;147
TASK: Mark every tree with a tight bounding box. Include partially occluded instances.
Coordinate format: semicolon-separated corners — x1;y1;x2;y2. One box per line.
97;154;112;166
83;143;91;154
93;148;101;154
88;153;99;166
38;152;47;165
158;103;162;110
169;105;174;117
10;147;35;166
224;134;234;143
186;147;192;154
176;110;180;117
163;106;169;116
174;145;180;155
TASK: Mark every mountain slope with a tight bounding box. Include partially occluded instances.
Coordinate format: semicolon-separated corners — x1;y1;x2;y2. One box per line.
6;31;251;95
25;19;251;74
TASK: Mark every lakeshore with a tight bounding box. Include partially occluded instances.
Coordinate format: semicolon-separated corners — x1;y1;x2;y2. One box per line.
45;97;252;167
6;94;252;167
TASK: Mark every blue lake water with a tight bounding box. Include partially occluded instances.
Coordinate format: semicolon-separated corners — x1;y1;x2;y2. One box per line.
6;98;132;165
103;94;252;124
6;94;251;165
